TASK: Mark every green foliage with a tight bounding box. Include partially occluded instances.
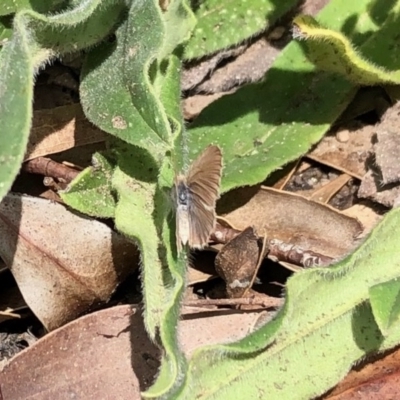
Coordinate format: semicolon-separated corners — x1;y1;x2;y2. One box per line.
370;279;400;334
293;14;400;85
3;0;400;398
184;0;298;60
80;1;171;157
188;0;381;193
0;0;124;202
0;0;65;16
69;1;196;397
178;207;400;400
0;0;193;396
61;152;116;218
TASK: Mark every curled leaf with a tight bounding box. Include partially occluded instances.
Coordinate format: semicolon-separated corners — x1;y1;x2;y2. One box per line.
292;15;400;85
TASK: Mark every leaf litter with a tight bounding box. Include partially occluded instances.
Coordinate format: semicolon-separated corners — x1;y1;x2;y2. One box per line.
1;0;400;397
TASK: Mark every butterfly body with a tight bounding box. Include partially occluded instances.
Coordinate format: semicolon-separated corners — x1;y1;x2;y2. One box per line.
174;145;222;253
175;176;190;247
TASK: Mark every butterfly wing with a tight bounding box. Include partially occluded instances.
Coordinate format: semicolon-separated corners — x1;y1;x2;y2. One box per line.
188;193;216;248
186;145;223;248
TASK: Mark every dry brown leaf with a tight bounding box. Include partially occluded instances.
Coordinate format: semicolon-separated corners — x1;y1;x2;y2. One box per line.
0;304;267;397
0;306;147;399
326;347;400;399
215;227;260;298
183;93;228;120
26;103;106;161
342;204;382;236
309;174;352;203
219;186;363;259
182;46;246;92
0;193;138;331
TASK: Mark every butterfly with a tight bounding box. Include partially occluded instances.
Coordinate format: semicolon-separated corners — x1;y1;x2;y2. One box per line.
174;145;223;253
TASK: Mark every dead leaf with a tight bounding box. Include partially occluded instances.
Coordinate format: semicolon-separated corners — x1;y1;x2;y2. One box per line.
0;304;270;397
182;47;246;92
26;103;106;161
326;347;400;399
309;174;352;204
342;204;382;235
358;101;400;207
183;93;228;120
374;101;400;185
0;306;147;399
215;227;260;298
0;193;138;331
219;186;363;259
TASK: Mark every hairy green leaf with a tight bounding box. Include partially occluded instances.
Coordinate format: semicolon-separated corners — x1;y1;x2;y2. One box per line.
0;0;125;202
60;152;116;218
370;279;400;335
187;0;397;193
184;0;297;60
75;2;196;397
80;0;170;159
0;0;65;16
111;145;187;399
179;207;400;400
112;144;162;334
0;17;33;202
293;14;400;85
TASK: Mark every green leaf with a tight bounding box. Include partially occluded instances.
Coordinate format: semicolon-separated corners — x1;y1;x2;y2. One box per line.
187;0;397;193
160;0;196;60
370;279;400;335
112;145;187;398
80;0;171;158
188;70;355;193
179;207;400;400
0;0;65;16
157;54;184;136
0;0;125;202
76;3;196;397
292;14;400;85
184;0;298;60
0;16;33;202
143;180;188;398
60;152;116;218
112;144;162;335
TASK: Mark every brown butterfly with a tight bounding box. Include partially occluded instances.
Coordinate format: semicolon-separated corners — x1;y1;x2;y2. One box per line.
174;145;223;253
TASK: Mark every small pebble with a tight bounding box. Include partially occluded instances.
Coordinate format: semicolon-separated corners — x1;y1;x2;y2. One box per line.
336;130;350;143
